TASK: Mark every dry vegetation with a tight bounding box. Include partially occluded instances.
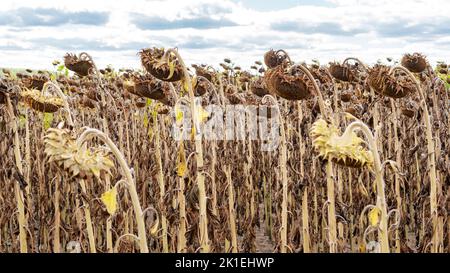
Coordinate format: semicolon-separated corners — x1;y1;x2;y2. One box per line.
0;49;449;253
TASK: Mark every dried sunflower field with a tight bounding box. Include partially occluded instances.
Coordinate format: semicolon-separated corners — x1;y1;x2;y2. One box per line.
0;49;449;253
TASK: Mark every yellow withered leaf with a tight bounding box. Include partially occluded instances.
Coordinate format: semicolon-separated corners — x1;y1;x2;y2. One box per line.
177;145;187;177
183;81;190;93
143;114;149;128
359;243;366;253
175;105;184;126
19;115;26;129
43;113;54;130
368;207;381;227
100;186;118;215
166;60;175;80
149;216;159;236
195;104;210;124
177;161;187;177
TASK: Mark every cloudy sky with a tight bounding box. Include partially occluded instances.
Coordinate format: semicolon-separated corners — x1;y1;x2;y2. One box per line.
0;0;449;70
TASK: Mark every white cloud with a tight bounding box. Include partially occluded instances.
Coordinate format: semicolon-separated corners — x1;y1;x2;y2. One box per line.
0;0;449;70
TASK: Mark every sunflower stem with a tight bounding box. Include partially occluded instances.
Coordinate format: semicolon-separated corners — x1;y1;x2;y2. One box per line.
390;65;440;252
347;121;390;253
225;165;238;253
5;94;28;253
302;188;311;253
166;48;210;252
326;161;338;252
77;128;149;253
79;179;96;253
152;112;169;252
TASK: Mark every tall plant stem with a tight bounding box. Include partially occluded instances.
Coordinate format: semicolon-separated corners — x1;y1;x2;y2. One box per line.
225;165;238;253
302;188;311;253
262;95;288;253
346;121;390;252
248;139;255;226
390;66;439;252
279;119;288;253
296;64;339;253
177;173;187;252
24;110;32;215
6;94;28;253
166;48;209;252
390;99;402;253
176;122;187;253
210;141;218;216
54;176;61;253
105;175;113;253
153;113;169;252
326;161;337;252
79;179;96;253
77;128;149;253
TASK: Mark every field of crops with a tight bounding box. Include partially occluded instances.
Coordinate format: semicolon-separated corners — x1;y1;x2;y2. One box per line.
0;49;449;253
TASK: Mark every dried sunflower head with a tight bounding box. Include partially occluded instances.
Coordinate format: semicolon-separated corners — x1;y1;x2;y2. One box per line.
192;64;215;82
44;128;114;179
131;74;174;106
310;119;373;168
328;62;357;82
250;77;269;97
192;76;213;97
22;74;49;90
21;88;64;113
139;47;183;82
64;53;94;77
123;79;137;95
264;64;314;101
264;49;289;69
310;65;332;84
401;53;427;73
368;64;416;98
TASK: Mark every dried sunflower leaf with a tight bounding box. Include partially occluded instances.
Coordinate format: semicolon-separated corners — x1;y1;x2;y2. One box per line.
100;186;118;215
368;207;381;227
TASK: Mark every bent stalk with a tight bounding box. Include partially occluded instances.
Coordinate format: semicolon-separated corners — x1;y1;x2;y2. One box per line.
77;128;149;253
389;65;439;252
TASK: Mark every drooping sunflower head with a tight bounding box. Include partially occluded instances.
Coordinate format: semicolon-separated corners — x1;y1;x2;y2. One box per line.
139;47;183;82
131;74;174;106
22;74;49;90
310;119;373;169
192;64;216;82
21;88;64;113
264;49;290;69
192;75;213;97
250;77;269;97
264;64;314;101
64;53;94;77
328;62;357;83
368;64;416;99
310;65;332;84
401;53;427;73
44;128;114;179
